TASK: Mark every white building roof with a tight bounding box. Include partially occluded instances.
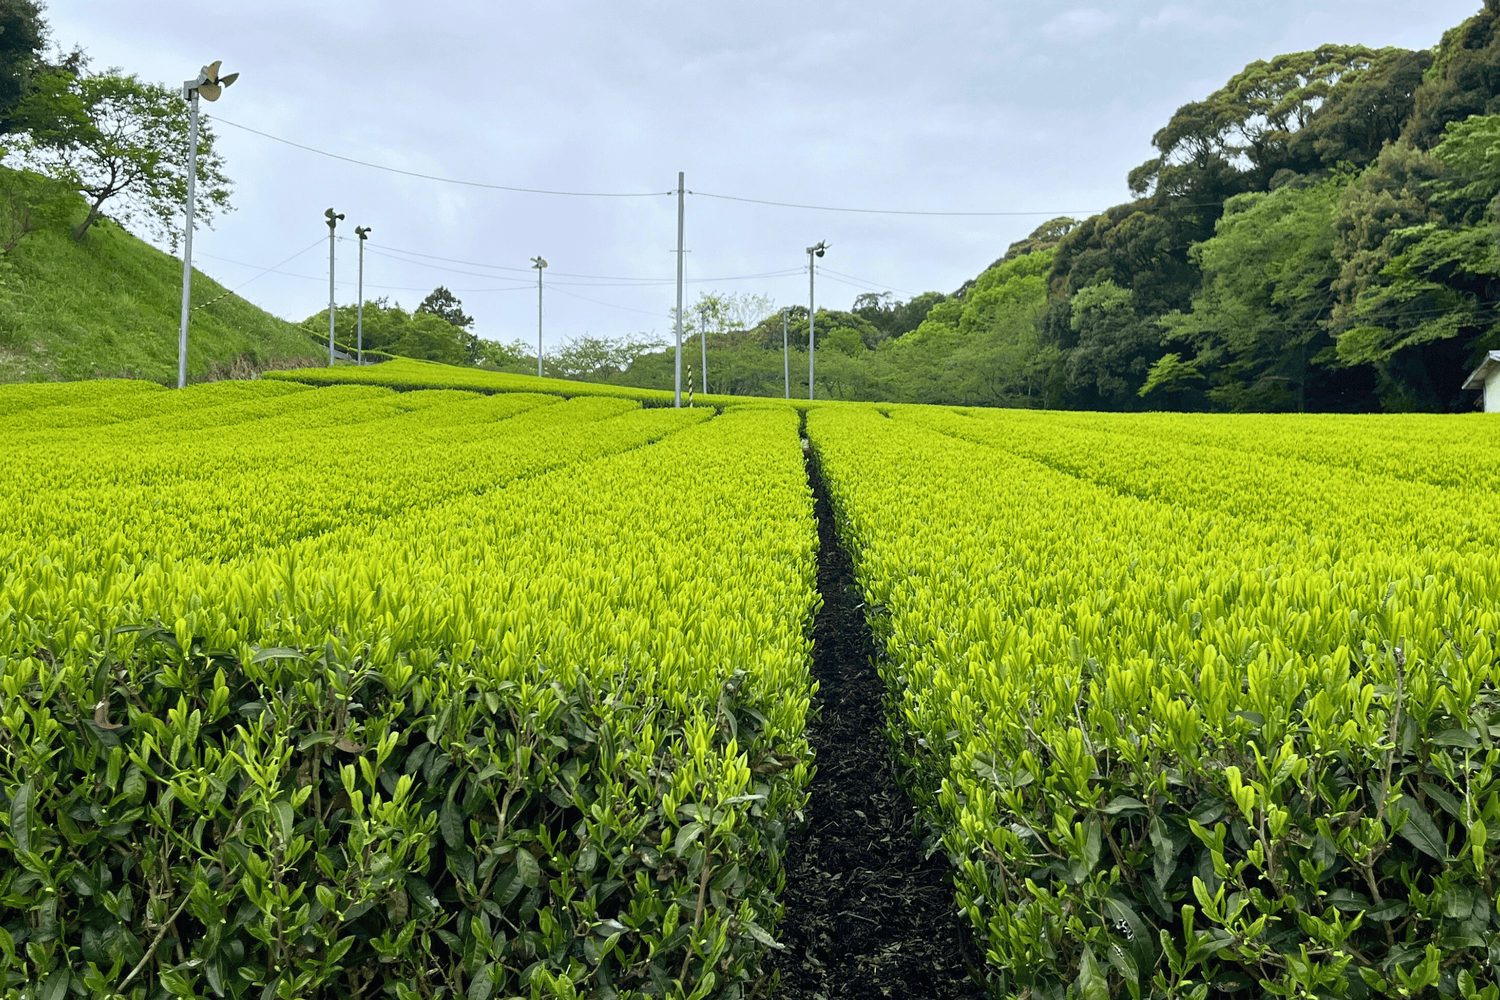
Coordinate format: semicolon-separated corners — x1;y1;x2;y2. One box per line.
1463;350;1500;391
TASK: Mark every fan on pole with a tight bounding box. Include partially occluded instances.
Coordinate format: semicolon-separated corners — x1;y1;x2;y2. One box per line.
177;61;238;388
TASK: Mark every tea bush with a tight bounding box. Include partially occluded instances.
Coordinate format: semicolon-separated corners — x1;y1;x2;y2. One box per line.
809;403;1500;1000
0;382;818;999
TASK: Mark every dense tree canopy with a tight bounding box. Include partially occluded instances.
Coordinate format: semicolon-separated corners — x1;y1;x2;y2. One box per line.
0;0;44;132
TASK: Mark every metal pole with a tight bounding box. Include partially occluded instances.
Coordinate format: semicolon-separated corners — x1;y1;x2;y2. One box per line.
325;208;342;365
356;231;366;365
808;250;816;401
783;308;789;399
699;303;708;395
177;90;199;389
674;171;684;408
537;266;544;377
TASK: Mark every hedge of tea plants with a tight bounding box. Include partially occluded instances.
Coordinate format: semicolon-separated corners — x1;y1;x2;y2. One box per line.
808;403;1500;1000
0;381;818;999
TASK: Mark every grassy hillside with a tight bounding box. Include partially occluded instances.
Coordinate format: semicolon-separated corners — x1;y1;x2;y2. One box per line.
0;166;321;384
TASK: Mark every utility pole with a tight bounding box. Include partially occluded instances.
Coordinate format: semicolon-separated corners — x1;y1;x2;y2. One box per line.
177;61;236;389
674;171;685;408
806;241;827;400
325;208;344;366
698;302;708;395
782;308;789;399
354;226;370;365
531;256;547;377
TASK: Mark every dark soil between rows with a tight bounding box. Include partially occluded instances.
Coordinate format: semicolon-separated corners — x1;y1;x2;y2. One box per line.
767;444;989;1000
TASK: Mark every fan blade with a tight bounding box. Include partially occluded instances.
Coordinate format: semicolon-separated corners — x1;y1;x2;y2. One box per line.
219;72;239;88
198;82;222;102
205;60;222;81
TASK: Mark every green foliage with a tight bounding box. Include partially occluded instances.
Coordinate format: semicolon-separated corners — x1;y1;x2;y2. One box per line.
0;382;820;997
1326;122;1500;409
1129;46;1403;199
1162;176;1354;411
303;300;470;366
416;285;474;331
7;67;231;242
549;334;666;382
1403;1;1500;150
0;163;317;385
811;402;1500;1000
881;247;1058;407
0;0;44;131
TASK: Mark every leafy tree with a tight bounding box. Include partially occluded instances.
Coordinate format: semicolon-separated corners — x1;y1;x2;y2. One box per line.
416;285;473;329
7;66;231;241
415;285;476;360
1129;45;1395;199
1329;118;1500;408
884;249;1057;407
1403;0;1500;149
671;290;774;340
386;311;468;365
1157;176;1363;411
850;290;946;341
1065;280;1162;407
1288;48;1432;169
548;332;664;380
301;298;471;364
474;337;533;372
0;0;44;132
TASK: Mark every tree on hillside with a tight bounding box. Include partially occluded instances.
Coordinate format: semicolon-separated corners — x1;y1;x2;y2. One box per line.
1128;45;1403;200
1403;0;1500;149
416;285;473;330
416;285;477;360
0;0;45;132
548;333;664;381
851;290;946;340
1153;175;1366;412
672;290;774;339
6;66;230;241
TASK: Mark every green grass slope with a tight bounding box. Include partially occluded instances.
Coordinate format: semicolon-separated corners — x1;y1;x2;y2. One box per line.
0;166;322;384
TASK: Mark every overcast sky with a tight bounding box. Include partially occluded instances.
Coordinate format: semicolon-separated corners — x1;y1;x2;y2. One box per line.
45;0;1486;351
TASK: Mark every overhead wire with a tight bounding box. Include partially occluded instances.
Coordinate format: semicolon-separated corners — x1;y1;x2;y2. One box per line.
213;117;1110;218
688;189;1104;217
190;236;326;311
212;117;673;198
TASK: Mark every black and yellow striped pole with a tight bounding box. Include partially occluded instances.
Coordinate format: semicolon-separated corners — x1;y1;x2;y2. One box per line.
686;364;694;407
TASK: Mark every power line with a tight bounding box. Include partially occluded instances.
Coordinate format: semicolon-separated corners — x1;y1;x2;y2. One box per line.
689;189;1103;217
193;251;531;294
211;117;1111;218
817;266;912;297
190;236;326;310
549;285;671;318
212;117;674;198
353;239;804;287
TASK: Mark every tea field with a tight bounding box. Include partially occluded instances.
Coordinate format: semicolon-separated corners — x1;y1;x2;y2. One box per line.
2;374;1498;999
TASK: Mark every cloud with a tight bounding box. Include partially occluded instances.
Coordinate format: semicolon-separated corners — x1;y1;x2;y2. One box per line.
1041;8;1123;39
1139;5;1242;34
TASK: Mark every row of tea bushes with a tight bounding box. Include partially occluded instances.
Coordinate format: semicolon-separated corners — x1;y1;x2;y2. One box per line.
0;381;819;999
809;404;1500;1000
261;358;804;413
0;384;700;566
984;408;1500;495
263;359;682;407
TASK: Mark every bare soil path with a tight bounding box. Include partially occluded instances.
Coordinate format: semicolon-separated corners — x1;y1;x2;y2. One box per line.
767;443;989;1000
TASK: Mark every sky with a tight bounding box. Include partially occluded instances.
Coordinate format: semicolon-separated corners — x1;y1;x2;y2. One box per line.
42;0;1488;352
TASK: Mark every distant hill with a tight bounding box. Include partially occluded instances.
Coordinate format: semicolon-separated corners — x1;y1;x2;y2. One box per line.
0;165;320;385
